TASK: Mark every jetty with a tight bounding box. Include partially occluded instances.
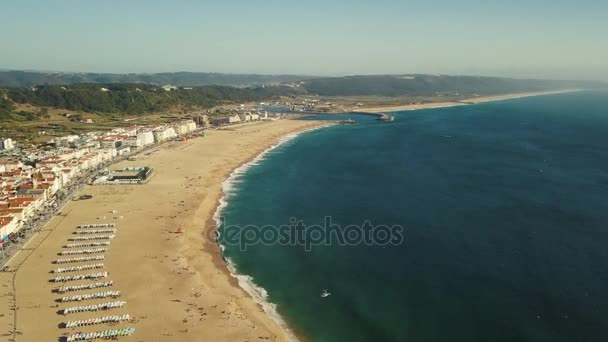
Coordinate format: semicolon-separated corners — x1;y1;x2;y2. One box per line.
354;112;395;122
338;118;357;125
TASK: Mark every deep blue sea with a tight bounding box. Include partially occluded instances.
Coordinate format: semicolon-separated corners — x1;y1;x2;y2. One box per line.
218;91;608;342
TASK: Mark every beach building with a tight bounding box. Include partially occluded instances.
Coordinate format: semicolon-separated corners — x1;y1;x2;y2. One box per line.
116;146;131;156
37;157;67;168
60;168;77;186
229;115;241;124
174;120;197;135
100;147;118;160
212;115;244;125
0;138;15;150
193;114;209;127
0;215;18;243
136;131;155;147
53;135;79;148
96;135;127;149
93;166;153;185
121;137;138;148
30;176;62;197
123;127;139;137
210;117;229;126
152;127;177;143
3;196;41;223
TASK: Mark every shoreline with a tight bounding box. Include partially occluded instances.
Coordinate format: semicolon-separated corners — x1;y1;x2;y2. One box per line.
0;89;583;341
0;119;329;342
353;89;580;113
212;123;333;342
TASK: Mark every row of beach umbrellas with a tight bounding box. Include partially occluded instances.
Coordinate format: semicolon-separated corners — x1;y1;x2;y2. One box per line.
55;255;105;264
65;314;130;328
65;241;111;248
77;224;116;228
53;271;108;283
74;229;116;235
64;327;135;341
60;248;107;256
58;222;133;340
61;290;120;303
63;300;126;315
58;281;114;294
70;235;115;241
54;263;105;274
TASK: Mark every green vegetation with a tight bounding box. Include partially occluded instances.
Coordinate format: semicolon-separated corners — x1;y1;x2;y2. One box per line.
0;74;604;125
0;93;14;116
1;93;48;121
301;75;604;97
3;84;300;115
0;71;311;87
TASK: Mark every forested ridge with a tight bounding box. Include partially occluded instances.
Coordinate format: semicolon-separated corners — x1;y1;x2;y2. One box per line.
0;83;299;119
1;74;604;121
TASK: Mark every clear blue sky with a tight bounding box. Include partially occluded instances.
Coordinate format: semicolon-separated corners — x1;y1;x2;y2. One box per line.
1;0;607;80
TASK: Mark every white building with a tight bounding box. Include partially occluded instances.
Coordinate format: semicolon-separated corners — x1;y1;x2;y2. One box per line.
0;216;18;240
136;131;155;147
116;146;131;156
121;137;138;148
0;160;23;171
186;121;196;132
153;127;177;143
174;121;197;135
53;135;79;147
0;138;15;150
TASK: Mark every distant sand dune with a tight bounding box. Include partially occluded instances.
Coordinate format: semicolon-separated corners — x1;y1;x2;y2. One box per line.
354;89;580;113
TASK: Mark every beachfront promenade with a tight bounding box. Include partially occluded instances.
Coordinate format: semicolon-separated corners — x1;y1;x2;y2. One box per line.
0;119;324;342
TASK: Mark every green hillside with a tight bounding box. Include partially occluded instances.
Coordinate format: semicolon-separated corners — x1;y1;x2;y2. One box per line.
301;74;604;97
2;83;299;116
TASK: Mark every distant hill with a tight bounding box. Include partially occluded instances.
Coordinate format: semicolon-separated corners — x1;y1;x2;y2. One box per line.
0;83;301;120
1;73;605;122
0;71;311;88
301;74;605;97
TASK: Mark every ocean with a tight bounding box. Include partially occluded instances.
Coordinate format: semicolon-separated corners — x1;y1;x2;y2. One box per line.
217;91;608;342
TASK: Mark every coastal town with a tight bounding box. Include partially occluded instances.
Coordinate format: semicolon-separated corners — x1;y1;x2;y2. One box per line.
0;116;323;342
0;105;285;257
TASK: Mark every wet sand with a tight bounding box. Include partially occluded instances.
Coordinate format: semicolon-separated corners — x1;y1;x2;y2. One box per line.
0;119;326;342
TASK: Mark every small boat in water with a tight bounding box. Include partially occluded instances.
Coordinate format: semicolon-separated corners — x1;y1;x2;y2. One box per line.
321;289;331;298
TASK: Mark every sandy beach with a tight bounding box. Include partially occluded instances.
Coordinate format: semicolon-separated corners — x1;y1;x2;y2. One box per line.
0;119;327;342
353;89;580;113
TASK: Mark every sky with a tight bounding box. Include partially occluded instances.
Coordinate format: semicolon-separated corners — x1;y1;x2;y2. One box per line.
1;0;607;80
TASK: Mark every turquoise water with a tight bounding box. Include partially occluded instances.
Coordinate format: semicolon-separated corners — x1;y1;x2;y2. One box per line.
218;91;608;342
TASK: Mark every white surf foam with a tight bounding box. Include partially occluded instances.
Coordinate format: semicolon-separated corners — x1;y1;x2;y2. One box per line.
212;123;332;342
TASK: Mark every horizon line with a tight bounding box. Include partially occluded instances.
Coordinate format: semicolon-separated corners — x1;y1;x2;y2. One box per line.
0;68;605;83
